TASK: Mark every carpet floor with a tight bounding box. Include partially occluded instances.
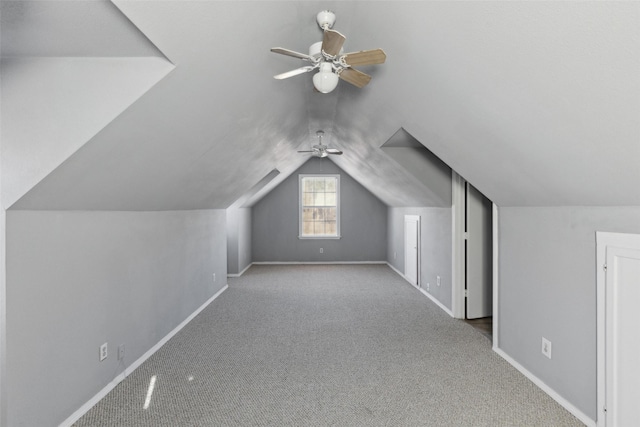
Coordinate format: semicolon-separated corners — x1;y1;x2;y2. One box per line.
75;264;583;426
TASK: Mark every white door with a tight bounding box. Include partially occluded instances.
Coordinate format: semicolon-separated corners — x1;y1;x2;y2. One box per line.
404;215;420;286
605;246;640;426
596;232;640;427
466;184;492;319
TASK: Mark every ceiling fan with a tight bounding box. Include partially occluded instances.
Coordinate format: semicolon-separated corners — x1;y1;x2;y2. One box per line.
271;10;386;93
298;130;343;158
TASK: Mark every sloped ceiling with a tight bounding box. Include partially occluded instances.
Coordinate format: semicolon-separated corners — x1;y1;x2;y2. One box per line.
2;1;639;210
0;0;175;207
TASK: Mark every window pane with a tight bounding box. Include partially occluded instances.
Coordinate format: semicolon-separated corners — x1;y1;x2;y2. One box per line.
314;179;325;192
314;221;325;235
303;221;314;235
325;193;336;206
325;178;336;192
303;178;314;192
303;193;314;206
325;221;336;235
303;208;314;221
313;193;325;206
326;208;336;221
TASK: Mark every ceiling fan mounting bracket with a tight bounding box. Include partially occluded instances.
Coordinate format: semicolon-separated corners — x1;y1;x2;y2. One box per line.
316;10;336;30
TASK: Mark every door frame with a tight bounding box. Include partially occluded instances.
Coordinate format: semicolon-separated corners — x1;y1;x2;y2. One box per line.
465;182;493;319
452;171;498;346
596;231;640;426
492;203;499;349
451;171;466;319
452;171;495;320
404;215;420;287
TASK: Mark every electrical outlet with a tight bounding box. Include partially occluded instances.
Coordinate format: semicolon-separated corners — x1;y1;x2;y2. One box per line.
394;251;397;260
426;282;430;291
100;343;108;361
541;337;552;359
213;273;216;282
437;276;441;286
118;344;125;361
320;248;323;254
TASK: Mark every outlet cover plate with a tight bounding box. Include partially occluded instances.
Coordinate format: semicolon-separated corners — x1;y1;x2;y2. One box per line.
100;343;108;361
541;337;552;359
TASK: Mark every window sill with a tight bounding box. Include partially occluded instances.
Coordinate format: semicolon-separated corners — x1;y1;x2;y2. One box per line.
298;235;342;240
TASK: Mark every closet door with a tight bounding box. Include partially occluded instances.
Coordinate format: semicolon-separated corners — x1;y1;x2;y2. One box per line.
466;184;492;319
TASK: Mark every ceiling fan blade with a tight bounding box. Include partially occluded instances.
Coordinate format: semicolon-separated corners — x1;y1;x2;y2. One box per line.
322;29;346;57
339;68;372;88
270;47;315;62
342;49;386;67
326;148;343;155
274;65;316;80
297;150;314;153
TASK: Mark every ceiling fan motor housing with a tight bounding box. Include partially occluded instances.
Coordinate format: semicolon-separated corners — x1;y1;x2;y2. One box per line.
309;41;344;60
314;149;329;158
309;41;323;59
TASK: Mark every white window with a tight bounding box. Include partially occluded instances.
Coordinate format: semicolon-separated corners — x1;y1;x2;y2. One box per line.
299;174;340;239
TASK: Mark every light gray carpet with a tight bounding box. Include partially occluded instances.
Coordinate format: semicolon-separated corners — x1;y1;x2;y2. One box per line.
75;264;583;426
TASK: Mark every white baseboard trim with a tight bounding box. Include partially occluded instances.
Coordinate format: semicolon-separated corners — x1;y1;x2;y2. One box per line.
415;284;454;317
252;261;387;265
386;263;454;317
59;284;229;427
493;347;596;427
227;263;252;277
386;262;406;279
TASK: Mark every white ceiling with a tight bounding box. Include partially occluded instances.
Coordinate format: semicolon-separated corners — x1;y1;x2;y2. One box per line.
2;1;639;210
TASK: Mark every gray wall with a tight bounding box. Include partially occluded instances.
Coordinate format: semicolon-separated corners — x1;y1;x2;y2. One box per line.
498;206;640;420
252;158;387;262
387;207;452;309
226;206;252;275
236;208;252;272
381;146;452;207
6;209;227;426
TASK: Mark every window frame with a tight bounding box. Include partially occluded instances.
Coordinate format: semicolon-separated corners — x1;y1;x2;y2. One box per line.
298;174;341;240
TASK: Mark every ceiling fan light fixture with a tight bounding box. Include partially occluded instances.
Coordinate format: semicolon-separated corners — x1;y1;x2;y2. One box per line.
313;63;339;93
